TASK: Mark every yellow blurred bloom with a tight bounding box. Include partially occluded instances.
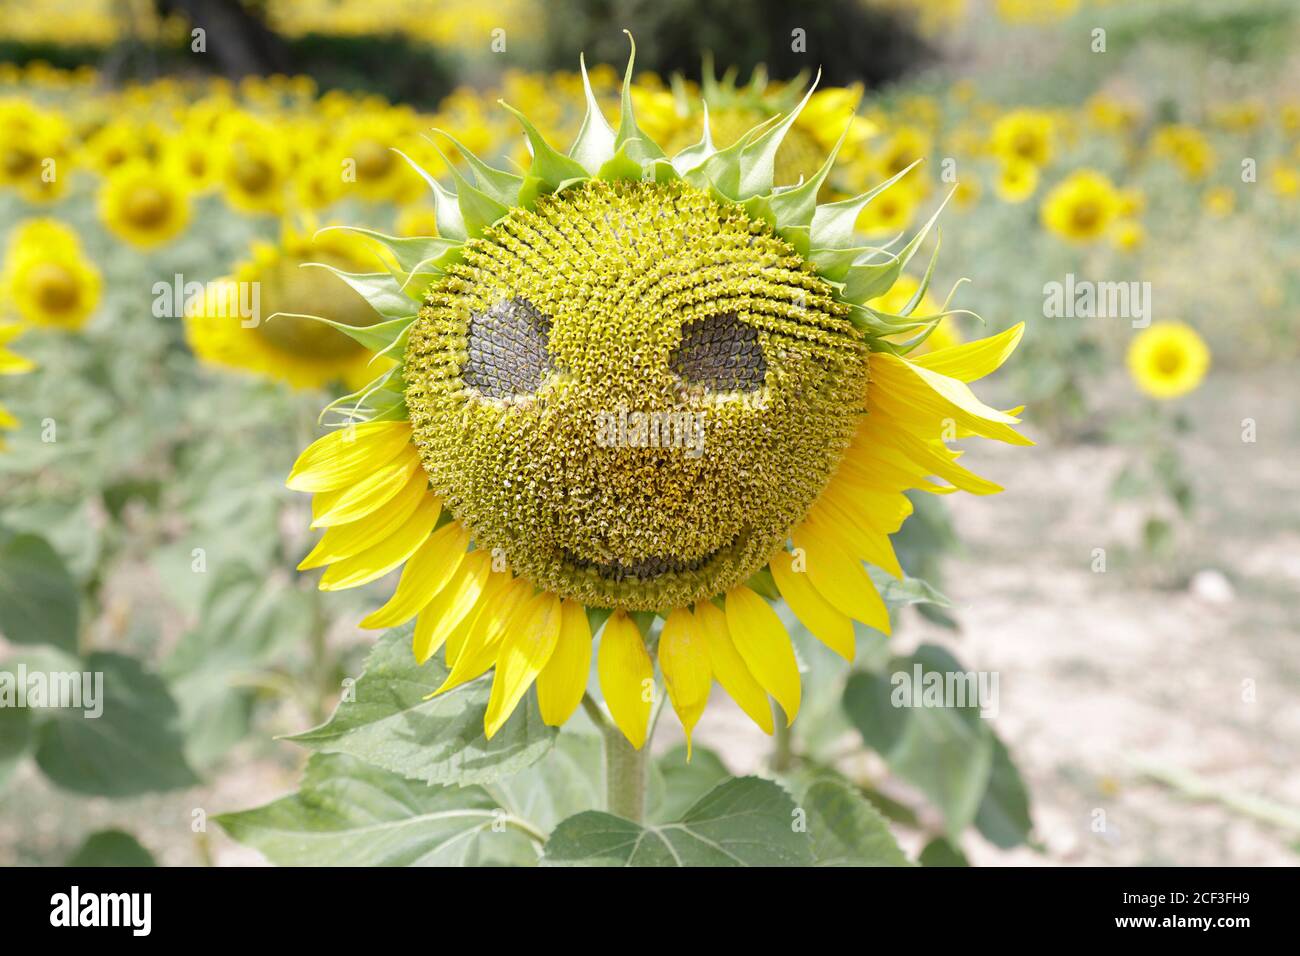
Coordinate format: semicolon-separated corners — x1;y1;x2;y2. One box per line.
857;181;919;235
99;160;191;249
1152;125;1215;181
1127;322;1209;400
2;219;102;330
1111;219;1145;252
0;324;35;451
991;109;1054;167
995;158;1039;203
1041;169;1120;242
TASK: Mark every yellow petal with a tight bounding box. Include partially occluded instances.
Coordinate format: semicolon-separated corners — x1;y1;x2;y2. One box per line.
792;527;891;634
694;600;774;734
536;600;592;726
913;322;1024;382
310;448;421;528
316;493;440;591
805;502;904;580
298;471;433;570
597;610;654;749
362;521;471;630
0;348;36;375
410;548;492;662
724;586;800;724
770;549;856;661
658;607;712;756
484;593;562;738
286;421;412;492
435;573;532;691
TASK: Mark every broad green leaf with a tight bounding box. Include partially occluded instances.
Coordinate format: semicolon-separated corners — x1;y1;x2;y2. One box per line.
288;623;557;786
493;732;603;833
843;645;995;839
217;753;537;866
801;778;911;866
0;532;78;652
66;830;156;867
974;736;1034;848
543;777;813;867
919;836;970;866
32;652;198;797
649;743;730;823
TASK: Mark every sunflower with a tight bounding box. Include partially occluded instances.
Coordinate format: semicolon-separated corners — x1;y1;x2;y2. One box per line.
99;160;191;249
217;115;291;215
991;109;1054;168
284;41;1029;751
3;219;102;330
0;324;34;451
1041;169;1120;242
185;220;392;390
995;158;1039;203
1127;322;1210;400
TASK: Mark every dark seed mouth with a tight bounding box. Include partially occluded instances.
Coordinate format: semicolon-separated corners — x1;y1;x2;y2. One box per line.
559;528;747;582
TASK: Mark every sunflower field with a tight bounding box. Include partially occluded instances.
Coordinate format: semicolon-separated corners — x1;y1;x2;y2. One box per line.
0;0;1297;877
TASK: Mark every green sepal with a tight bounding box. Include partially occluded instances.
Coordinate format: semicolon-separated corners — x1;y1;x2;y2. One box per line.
810;159;922;251
429;129;523;207
614;31;666;166
569;53;617;175
299;265;419;321
393;148;467;241
735;70;820;199
770;122;851;236
841;190;954;303
320;365;408;426
501;100;590;191
267;310;413;356
316;226;462;280
597;140;648;182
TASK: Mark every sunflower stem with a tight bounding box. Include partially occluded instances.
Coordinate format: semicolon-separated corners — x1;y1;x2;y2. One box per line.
771;703;794;772
602;725;649;823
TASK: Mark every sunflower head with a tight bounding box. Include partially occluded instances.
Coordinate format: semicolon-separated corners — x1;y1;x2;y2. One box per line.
99;159;191;249
1128;321;1210;400
185;219;390;390
3;219;101;330
285;37;1029;747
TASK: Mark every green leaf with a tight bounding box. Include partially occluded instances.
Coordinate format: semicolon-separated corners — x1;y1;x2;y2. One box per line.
492;732;603;832
543;776;814;866
649;743;731;823
218;753;538;866
0;702;32;790
32;652;198;797
163;564;313;768
974;736;1034;848
0;532;79;652
801;778;911;866
919;836;970;866
66;830;156;867
843;645;995;839
288;623;557;786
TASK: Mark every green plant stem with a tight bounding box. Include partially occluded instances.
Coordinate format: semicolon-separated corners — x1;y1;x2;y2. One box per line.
771;703;794;772
602;724;649;823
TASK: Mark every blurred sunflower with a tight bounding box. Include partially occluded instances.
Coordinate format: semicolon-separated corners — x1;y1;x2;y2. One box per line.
283;42;1030;749
0;325;34;450
99;160;191;249
1203;186;1236;217
1041;169;1120;242
995;158;1039;203
1151;125;1215;181
1128;322;1209;399
3;219;102;330
991;109;1054;167
185;220;391;390
218;116;291;215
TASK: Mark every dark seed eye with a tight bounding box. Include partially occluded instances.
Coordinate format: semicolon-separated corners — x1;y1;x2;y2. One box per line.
670;312;767;392
462;296;554;398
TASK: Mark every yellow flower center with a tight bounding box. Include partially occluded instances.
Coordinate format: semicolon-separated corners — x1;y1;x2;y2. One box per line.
1153;345;1184;376
232;153;274;193
28;262;80;313
1071;199;1101;231
124;185;172;229
353;140;394;180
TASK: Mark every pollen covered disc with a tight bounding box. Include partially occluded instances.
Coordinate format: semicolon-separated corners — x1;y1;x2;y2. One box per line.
404;178;870;611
